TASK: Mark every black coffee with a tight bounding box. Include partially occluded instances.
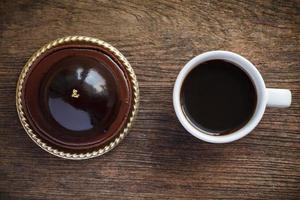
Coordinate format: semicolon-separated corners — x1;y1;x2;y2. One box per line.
181;60;257;135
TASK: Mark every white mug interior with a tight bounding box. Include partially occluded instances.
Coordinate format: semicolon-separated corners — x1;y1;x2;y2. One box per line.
173;51;268;143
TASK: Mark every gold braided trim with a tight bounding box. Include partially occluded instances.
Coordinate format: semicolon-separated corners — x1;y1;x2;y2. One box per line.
16;36;139;160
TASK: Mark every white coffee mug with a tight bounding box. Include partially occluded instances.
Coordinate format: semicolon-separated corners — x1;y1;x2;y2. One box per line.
173;51;292;143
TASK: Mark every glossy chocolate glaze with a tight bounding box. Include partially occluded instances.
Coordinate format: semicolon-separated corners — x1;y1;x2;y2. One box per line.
22;44;133;152
43;56;118;132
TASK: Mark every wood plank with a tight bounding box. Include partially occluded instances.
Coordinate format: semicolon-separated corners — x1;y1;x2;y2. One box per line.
0;0;299;199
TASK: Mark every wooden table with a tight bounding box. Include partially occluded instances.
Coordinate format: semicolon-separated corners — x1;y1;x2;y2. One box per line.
1;1;299;199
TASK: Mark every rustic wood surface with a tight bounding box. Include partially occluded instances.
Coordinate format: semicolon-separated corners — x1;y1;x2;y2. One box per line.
0;0;299;199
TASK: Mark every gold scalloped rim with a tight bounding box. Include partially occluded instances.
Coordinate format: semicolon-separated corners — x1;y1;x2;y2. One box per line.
16;36;139;160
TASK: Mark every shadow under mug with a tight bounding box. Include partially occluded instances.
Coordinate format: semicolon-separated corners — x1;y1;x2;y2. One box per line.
173;51;292;143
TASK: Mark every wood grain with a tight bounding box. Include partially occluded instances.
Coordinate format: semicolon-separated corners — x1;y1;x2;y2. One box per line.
0;0;299;199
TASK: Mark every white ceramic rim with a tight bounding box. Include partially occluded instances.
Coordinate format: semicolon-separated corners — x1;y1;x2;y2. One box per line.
173;51;267;143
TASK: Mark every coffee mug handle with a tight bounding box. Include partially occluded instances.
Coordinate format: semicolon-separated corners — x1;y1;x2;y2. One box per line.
266;88;292;108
